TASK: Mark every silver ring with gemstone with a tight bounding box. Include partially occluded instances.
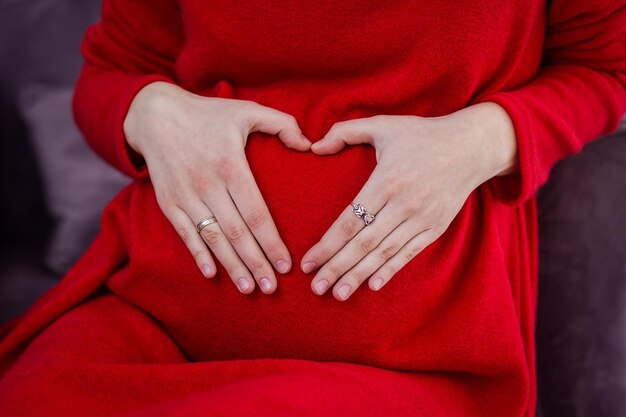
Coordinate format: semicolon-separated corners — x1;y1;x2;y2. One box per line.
350;202;375;226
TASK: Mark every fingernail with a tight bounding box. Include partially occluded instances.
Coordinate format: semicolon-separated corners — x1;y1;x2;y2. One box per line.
302;261;317;274
259;277;272;293
276;259;290;273
337;284;351;300
301;134;311;143
372;278;383;291
201;264;213;278
315;279;329;295
237;277;251;293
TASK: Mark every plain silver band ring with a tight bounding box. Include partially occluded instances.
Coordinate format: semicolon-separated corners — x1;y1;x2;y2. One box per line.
196;217;218;233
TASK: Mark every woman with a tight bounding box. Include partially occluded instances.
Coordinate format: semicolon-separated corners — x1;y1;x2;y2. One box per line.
0;1;624;416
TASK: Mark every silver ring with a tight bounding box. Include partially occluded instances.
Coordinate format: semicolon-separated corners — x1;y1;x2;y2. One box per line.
196;216;218;233
350;202;375;226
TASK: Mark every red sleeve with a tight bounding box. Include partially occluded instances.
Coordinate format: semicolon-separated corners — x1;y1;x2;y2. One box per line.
72;0;184;179
477;0;626;206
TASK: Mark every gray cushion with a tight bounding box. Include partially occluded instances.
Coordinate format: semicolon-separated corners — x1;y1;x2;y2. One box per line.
18;84;129;275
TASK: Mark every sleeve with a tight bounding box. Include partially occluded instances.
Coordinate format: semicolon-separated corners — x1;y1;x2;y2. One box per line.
72;0;184;179
476;0;626;206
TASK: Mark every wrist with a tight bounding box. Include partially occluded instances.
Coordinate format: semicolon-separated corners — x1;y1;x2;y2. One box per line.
458;102;519;183
123;81;179;155
478;102;519;178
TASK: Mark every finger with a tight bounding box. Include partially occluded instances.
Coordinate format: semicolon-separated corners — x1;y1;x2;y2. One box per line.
183;198;259;294
248;103;311;151
367;228;436;292
330;219;419;301
227;160;292;275
162;205;217;279
198;188;279;295
309;201;406;297
301;174;386;275
311;118;376;155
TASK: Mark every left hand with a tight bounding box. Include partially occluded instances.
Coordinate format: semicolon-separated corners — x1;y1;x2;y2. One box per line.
300;102;518;301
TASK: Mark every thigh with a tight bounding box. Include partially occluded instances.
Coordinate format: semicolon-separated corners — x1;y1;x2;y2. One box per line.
0;293;186;417
4;293;187;366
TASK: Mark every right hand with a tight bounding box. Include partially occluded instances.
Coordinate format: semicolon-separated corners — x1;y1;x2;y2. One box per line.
123;81;311;295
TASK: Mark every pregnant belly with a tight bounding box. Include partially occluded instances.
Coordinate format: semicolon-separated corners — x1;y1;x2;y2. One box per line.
106;130;521;376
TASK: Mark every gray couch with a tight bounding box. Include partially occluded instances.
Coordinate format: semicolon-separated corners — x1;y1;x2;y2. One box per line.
536;117;626;416
1;2;625;416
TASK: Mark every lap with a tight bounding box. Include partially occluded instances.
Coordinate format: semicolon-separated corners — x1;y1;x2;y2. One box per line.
0;293;479;417
11;293;187;365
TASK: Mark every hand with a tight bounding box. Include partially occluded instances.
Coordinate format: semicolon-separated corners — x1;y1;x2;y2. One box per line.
124;81;312;294
301;102;518;301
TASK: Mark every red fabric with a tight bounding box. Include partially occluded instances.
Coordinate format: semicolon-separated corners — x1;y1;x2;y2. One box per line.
1;1;625;416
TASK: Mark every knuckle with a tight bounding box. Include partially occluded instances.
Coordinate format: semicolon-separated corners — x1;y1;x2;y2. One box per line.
192;174;218;194
340;219;358;238
356;236;376;254
384;264;396;277
247;259;268;274
245;208;269;229
384;176;403;197
380;245;397;260
200;227;221;245
241;101;261;122
264;243;285;260
224;224;247;242
214;157;236;180
327;123;344;137
404;245;423;262
285;113;298;125
325;264;345;279
177;226;195;244
240;99;257;112
351;272;368;286
398;200;418;217
155;191;175;211
225;264;243;278
312;248;333;264
191;247;206;261
433;224;448;238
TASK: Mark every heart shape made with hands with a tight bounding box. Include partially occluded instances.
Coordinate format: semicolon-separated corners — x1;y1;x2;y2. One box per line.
294;116;412;302
289;104;513;302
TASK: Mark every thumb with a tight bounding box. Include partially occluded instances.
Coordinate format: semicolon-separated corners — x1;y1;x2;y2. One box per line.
311;119;374;155
248;104;311;151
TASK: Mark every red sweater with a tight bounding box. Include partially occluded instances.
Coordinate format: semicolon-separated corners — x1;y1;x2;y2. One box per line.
1;1;625;416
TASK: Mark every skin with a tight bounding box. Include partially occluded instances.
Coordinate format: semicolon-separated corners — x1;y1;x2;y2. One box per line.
301;103;519;300
124;81;312;295
125;82;518;300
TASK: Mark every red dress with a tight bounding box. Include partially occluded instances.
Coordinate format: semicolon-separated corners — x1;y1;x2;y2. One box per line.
1;1;625;416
